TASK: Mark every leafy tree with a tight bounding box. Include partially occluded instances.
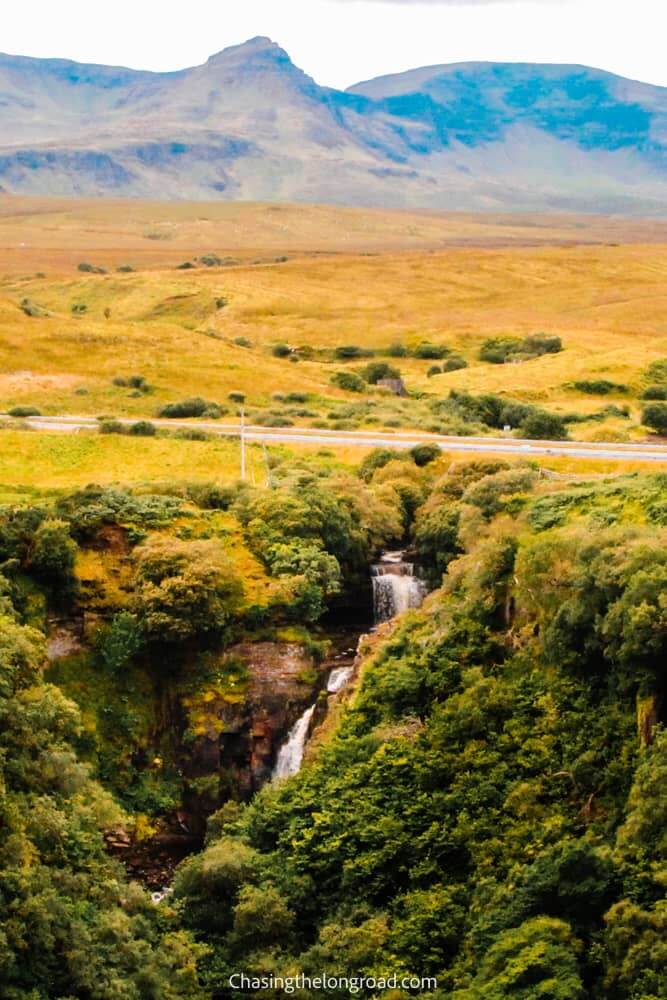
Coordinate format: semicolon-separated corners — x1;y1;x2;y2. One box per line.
134;537;243;643
28;517;78;587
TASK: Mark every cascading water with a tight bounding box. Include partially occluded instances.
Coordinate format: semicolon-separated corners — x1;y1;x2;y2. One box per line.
372;551;427;623
273;704;316;780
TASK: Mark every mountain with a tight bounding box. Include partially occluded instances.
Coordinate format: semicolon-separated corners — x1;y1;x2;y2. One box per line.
1;37;667;213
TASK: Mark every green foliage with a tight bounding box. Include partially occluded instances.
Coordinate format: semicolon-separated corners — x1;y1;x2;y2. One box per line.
572;379;627;395
134;537;243;644
272;342;292;358
158;397;223;419
481;334;562;364
27;517;77;588
410;443;441;467
331;371;366;393
8;405;41;417
642;402;667;434
0;604;205;997
128;420;157;436
361;361;401;384
519;411;569;440
443;355;468;372
334;345;372;360
641;384;667;401
96;611;145;672
412;342;449;360
77;261;107;274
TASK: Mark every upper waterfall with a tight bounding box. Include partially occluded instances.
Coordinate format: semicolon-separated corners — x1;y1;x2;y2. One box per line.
371;551;427;623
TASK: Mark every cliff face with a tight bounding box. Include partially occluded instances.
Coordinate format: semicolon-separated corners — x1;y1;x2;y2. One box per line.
2;38;667;212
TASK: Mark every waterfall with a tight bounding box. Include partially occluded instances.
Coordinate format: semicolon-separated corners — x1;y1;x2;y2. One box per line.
372;551;427;623
327;665;354;694
272;704;316;781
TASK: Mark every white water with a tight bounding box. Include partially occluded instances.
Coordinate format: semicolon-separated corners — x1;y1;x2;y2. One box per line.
372;553;427;623
273;704;316;781
327;665;355;693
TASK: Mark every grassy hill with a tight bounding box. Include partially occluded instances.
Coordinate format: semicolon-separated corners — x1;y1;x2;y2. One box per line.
2;197;667;454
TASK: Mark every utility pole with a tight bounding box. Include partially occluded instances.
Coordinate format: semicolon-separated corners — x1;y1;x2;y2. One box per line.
240;406;246;481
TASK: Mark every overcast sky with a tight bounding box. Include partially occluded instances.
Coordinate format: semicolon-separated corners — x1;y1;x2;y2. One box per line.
3;0;665;90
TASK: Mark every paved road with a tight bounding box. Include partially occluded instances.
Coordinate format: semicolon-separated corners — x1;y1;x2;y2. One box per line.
11;414;667;464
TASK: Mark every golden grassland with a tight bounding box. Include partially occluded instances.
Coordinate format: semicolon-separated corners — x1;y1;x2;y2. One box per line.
2;196;667;465
0;429;661;503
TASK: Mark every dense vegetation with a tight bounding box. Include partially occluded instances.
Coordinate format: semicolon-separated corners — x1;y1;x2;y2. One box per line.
1;453;666;997
171;461;667;998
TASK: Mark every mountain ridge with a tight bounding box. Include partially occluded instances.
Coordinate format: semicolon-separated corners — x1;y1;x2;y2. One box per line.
1;37;667;213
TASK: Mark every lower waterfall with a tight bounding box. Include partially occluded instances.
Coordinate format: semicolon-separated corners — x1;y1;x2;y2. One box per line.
272;704;316;780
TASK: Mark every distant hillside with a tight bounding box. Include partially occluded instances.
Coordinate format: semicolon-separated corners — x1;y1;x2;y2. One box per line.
2;37;667;213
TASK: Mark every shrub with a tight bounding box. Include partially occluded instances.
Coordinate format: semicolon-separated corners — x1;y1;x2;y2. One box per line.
443;355;468;372
113;375;150;392
413;343;449;360
427;366;442;378
128;421;157;437
331;371;366;393
71;303;88;314
643;359;667;384
479;337;524;364
410;443;441;466
481;335;562;364
272;343;291;358
641;385;667;401
362;361;400;384
77;262;107;274
387;343;408;357
285;392;309;404
642;402;667;435
8;406;41;418
199;254;223;267
99;420;125;435
228;392;246;404
334;345;373;360
234;337;252;348
519;412;568;440
572;380;627;395
159;398;215;419
117;264;135;273
134;537;243;643
176;261;196;270
29;518;77;586
216;296;228;309
175;428;211;441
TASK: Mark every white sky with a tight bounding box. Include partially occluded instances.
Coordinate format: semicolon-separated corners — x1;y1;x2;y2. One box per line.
4;0;666;90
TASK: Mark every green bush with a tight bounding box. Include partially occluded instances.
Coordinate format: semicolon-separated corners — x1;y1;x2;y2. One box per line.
8;406;41;418
158;397;219;418
228;392;246;404
362;361;400;384
176;260;196;270
128;421;157;437
117;264;135;273
519;411;568;440
199;253;223;267
272;343;291;358
71;303;87;314
410;443;441;467
642;402;667;435
427;365;442;377
481;335;562;364
234;336;252;347
28;518;78;586
98;420;125;435
443;355;468;372
334;345;373;360
387;342;408;357
413;342;449;360
572;379;627;395
331;371;366;393
641;385;667;401
77;261;107;274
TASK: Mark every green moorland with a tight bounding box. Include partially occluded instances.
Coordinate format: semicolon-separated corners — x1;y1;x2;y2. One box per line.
0;444;666;998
